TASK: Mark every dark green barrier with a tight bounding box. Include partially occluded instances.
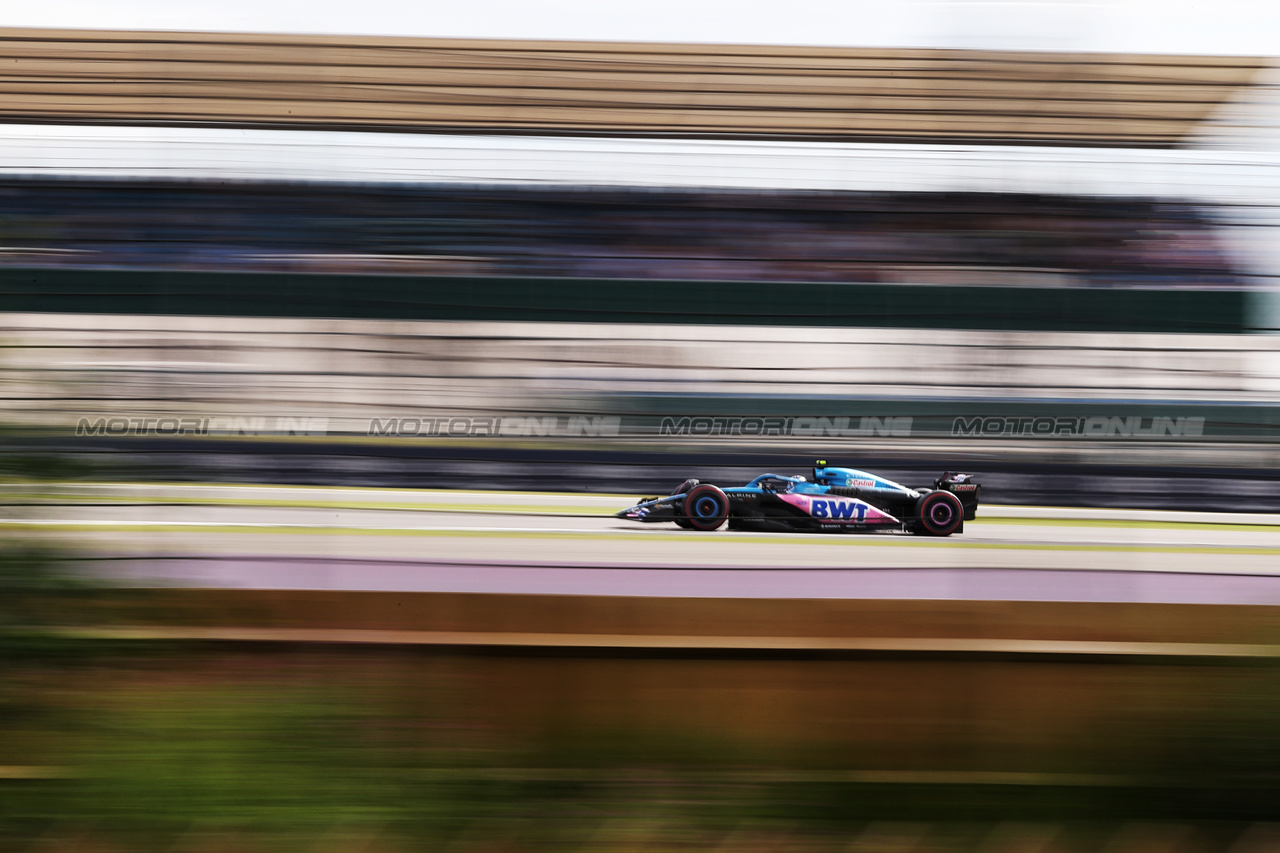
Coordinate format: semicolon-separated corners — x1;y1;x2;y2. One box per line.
0;267;1247;332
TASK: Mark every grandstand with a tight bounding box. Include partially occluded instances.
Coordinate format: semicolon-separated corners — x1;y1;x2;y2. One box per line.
0;27;1276;447
0;27;1268;146
0;180;1245;288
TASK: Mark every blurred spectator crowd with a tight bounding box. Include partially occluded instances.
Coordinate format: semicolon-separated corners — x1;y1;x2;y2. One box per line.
0;179;1243;288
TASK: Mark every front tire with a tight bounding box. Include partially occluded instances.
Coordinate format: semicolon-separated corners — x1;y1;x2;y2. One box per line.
914;491;963;536
683;484;729;531
671;478;700;528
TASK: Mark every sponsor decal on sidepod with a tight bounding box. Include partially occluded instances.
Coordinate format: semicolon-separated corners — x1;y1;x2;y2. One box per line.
778;494;899;525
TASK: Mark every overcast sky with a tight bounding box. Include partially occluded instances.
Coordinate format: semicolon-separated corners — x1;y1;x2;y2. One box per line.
1;0;1276;56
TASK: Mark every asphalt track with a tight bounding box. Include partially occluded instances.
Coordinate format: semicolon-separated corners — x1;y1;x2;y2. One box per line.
7;484;1280;604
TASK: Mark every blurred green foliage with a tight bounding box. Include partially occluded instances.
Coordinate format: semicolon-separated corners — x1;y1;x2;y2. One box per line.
2;649;1280;851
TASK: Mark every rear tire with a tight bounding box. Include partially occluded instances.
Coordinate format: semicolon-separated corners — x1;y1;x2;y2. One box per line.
683;484;730;531
914;491;963;536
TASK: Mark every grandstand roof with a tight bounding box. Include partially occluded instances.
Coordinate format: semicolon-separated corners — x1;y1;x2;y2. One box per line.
0;27;1269;147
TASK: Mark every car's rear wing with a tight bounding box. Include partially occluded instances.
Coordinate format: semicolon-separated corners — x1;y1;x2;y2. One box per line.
934;472;980;520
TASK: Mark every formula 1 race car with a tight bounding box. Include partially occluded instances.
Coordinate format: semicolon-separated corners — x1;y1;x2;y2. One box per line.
616;461;979;536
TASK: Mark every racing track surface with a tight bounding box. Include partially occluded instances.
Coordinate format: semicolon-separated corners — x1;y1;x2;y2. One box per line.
7;484;1280;604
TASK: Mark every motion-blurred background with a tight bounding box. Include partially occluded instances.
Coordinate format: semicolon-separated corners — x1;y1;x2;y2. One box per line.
3;4;1280;851
1;26;1279;504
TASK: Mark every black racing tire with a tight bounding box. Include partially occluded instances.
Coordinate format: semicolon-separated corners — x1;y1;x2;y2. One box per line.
914;490;964;536
671;478;701;495
671;478;700;528
683;484;730;532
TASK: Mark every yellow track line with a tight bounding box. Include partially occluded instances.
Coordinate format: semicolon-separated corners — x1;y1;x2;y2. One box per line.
51;625;1280;658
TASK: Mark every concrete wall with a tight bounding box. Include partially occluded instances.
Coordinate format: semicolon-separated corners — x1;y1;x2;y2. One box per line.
4;313;1278;432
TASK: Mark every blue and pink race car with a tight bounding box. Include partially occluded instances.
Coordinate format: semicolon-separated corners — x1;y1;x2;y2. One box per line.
616;461;979;536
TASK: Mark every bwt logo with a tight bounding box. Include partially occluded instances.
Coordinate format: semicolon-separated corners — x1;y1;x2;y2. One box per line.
951;416;1206;438
809;499;868;521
